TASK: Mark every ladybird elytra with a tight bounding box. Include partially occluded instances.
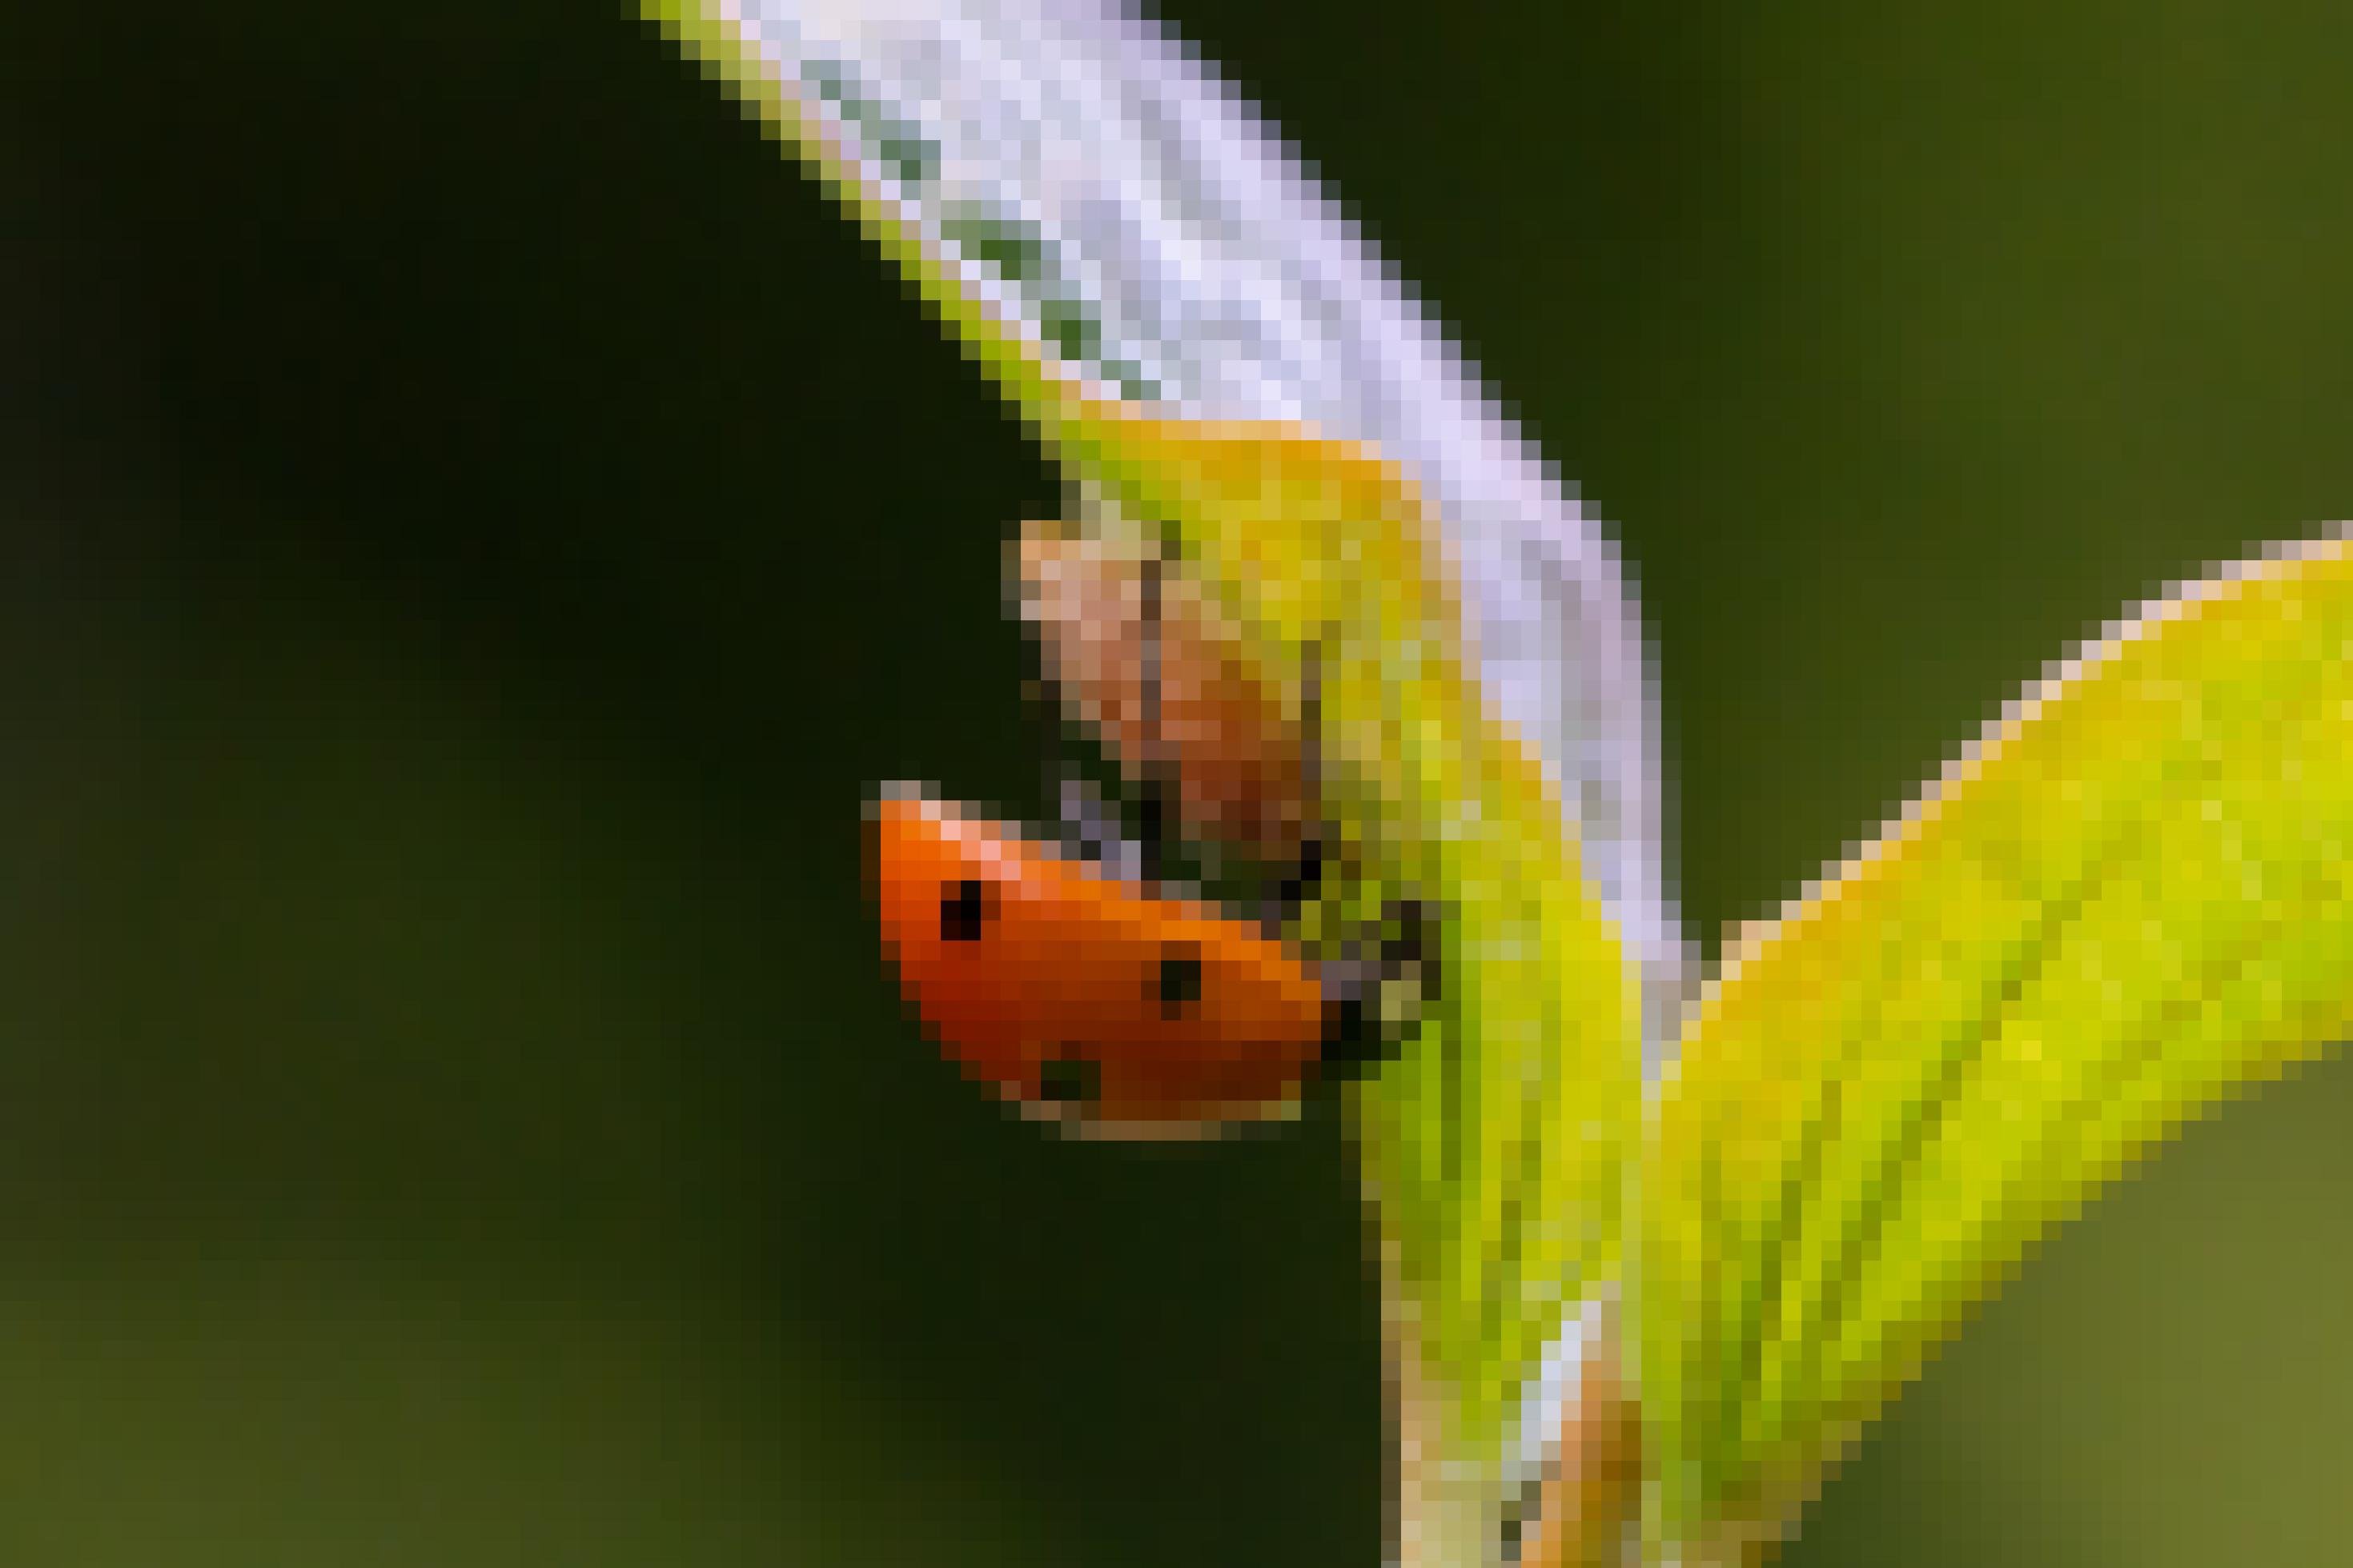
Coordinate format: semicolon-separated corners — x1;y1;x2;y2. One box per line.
868;788;1335;1130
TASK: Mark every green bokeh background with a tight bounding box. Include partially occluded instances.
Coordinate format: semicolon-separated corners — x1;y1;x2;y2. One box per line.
4;4;2349;1563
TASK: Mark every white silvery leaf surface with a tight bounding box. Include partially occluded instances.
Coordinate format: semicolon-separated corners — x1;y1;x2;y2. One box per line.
724;0;1688;1065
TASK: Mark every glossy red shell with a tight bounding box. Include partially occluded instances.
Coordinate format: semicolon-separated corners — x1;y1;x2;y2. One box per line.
869;789;1330;1129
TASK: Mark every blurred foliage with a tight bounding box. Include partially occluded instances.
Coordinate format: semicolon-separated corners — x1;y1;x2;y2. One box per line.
1;2;2349;1564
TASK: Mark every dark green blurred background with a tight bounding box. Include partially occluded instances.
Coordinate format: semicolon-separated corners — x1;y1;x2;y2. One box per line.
3;4;2350;1563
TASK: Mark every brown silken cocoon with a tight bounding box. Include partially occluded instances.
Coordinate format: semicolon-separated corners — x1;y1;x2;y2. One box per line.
1016;520;1313;868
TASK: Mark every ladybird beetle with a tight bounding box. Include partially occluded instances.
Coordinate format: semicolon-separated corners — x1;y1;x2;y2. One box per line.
874;511;1424;1132
868;786;1354;1133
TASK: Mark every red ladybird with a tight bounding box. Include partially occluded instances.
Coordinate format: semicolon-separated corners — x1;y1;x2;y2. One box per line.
869;787;1342;1133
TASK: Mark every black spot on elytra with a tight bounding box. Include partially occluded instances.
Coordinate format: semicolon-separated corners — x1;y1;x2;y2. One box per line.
1037;1055;1100;1106
940;879;987;943
1155;945;1203;1016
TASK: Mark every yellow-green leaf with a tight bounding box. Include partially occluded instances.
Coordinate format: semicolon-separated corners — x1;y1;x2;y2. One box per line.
641;8;1660;1546
1640;538;2353;1562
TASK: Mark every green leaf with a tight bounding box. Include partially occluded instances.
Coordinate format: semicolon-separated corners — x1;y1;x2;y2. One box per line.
640;5;1656;1546
1640;539;2353;1562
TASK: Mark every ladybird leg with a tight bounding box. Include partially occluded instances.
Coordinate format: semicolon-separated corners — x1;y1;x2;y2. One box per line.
1383;897;1441;1004
1256;635;1331;937
1371;897;1443;1045
1315;951;1386;1074
1311;897;1443;1077
1057;772;1148;885
1259;832;1327;939
1034;1053;1102;1111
